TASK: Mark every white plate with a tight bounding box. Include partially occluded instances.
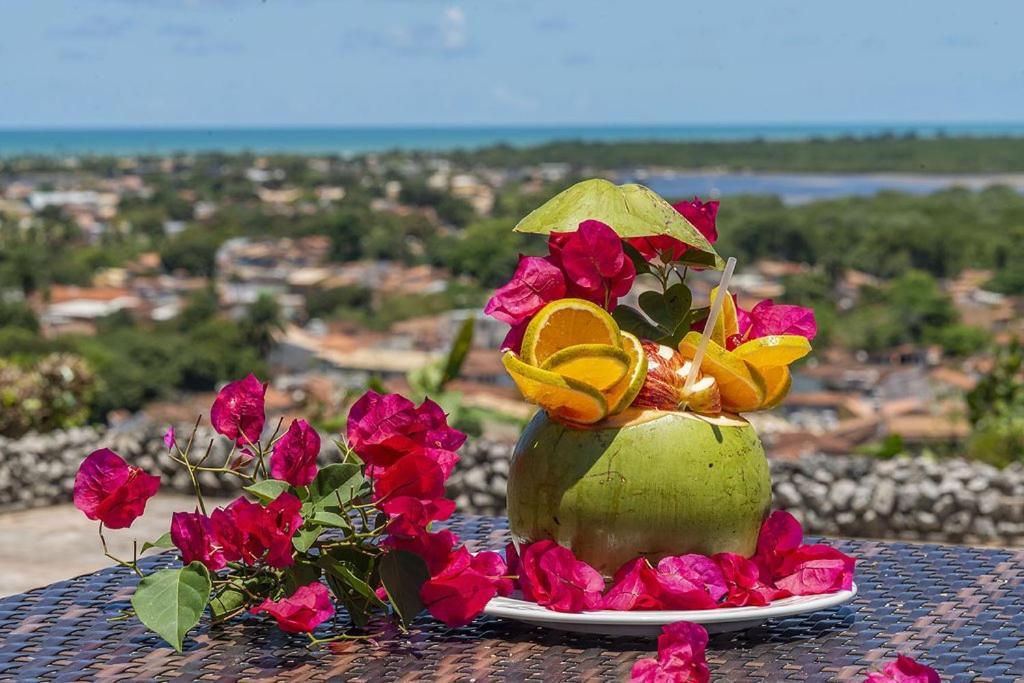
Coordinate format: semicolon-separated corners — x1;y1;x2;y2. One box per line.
483;583;857;637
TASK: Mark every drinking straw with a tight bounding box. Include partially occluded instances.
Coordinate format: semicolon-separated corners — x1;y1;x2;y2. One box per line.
682;256;737;395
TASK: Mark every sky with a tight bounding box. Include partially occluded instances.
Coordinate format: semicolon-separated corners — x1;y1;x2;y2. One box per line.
0;0;1021;128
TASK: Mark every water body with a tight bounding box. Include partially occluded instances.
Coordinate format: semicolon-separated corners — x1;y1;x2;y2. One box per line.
628;170;1024;204
1;123;1024;157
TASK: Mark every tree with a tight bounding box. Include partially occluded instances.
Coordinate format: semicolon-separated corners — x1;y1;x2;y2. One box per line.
240;294;285;356
0;300;39;333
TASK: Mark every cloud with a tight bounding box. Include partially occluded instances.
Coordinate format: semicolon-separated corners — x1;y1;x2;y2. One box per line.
340;4;475;57
52;15;137;39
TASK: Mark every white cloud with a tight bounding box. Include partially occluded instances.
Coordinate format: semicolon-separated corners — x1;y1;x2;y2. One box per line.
441;6;466;51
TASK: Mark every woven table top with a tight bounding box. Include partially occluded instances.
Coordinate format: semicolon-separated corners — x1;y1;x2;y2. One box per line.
0;514;1021;682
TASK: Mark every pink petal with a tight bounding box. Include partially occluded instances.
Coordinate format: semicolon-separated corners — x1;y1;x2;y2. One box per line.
774;544;855;595
269;419;321;487
747;300;817;341
484;255;567;326
656;555;726;609
673;197;719;245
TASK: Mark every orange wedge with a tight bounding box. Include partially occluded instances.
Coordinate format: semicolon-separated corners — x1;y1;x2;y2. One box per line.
502;351;608;424
732;335;811;367
678;331;766;413
709;286;740;347
522;298;621;367
601;332;648;414
540;343;630;391
759;365;792;409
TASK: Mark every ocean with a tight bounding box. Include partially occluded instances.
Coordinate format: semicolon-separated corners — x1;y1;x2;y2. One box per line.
1;123;1023;158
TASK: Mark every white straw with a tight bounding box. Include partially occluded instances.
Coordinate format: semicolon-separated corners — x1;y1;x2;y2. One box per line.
682;256;737;394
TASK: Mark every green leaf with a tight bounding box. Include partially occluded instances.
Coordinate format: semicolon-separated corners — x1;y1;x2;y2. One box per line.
141;531;174;554
408;362;443;397
282;559;322;594
130;562;211;652
612;305;664;341
322;548;382;628
320;557;381;604
243;479;291;503
306;463;364;509
514;179;722;269
378;550;430;627
440;316;475;387
639;283;692;331
209;587;247;622
622;241;652;276
308;509;351;529
292;525;322;553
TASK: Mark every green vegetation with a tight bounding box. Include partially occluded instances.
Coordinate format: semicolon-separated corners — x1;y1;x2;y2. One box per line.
966;340;1024;467
449;135;1024;173
0;354;95;437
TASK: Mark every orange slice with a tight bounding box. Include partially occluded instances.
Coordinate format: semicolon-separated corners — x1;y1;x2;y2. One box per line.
759;365;792;409
540;343;630;391
601;332;648;414
709;286;740;347
502;351;608;424
522;298;621;367
732;335;811;367
678;331;766;413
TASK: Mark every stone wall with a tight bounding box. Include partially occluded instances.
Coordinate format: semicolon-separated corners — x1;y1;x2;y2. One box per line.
2;426;1022;547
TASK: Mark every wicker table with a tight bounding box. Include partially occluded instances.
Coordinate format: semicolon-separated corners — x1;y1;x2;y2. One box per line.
0;514;1022;682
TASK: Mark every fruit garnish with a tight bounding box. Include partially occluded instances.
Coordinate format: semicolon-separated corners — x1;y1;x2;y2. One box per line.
502;351;608;424
710;285;740;347
731;335;811;367
678;331;766;413
540;343;630;391
602;332;648;414
758;365;792;410
521;298;621;366
632;341;722;413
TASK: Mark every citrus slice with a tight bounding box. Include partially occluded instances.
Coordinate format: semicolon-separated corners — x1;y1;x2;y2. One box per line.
502;351;608;424
709;286;739;347
522;298;621;367
601;332;648;414
540;343;630;391
759;365;792;409
678;331;766;413
732;335;811;367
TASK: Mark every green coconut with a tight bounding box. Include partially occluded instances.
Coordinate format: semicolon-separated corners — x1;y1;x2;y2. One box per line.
507;408;771;576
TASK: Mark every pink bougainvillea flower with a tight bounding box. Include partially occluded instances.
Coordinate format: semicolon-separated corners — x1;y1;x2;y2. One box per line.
211;492;302;568
385;527;460;575
162;426;176;451
210;374;267;446
251;582;335;633
753;510;855;596
373;451;447;506
774;544;855;596
628;197;720;264
712;552;778;607
631;621;711;683
228;448;255;471
555;220;635;309
381;495;456;541
517;540;604;613
419;546;505;627
170;510;226;571
753;509;806;579
746;300;817;341
864;655;940;683
484;255;567;326
269;419;321;487
499;320;528;353
470;550;513;597
73;449;161;529
656;555;727;610
602;557;664;611
346;392;465;470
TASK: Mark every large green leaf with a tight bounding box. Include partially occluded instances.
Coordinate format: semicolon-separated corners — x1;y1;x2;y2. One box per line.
243;479;291;503
140;531;174;554
209;586;247;622
514;179;723;269
131;562;211;652
378;550;430;627
306;463;364;509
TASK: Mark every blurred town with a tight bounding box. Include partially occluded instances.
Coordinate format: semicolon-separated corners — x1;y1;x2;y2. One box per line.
3;139;1023;467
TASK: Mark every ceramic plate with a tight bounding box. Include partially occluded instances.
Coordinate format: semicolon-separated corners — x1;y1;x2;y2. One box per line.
483;583;857;637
